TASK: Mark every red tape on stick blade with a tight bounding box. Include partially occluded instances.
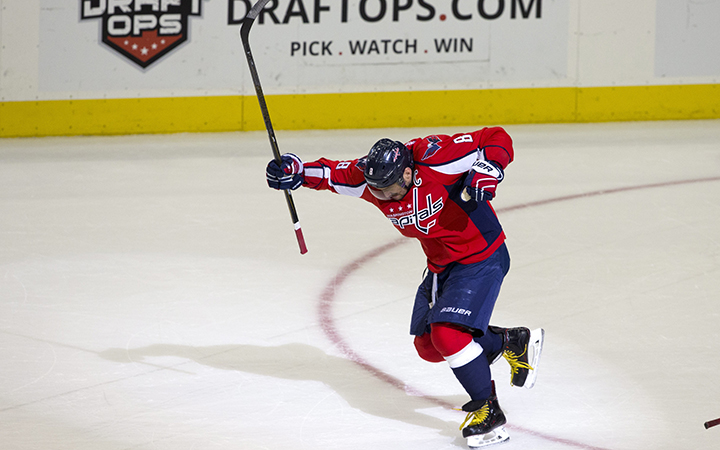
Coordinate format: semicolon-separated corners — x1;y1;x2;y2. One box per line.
295;225;308;255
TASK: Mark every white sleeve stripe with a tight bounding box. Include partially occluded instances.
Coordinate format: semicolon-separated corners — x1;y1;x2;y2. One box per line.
304;166;328;180
425;153;478;175
305;165;366;197
444;340;483;369
333;183;366;198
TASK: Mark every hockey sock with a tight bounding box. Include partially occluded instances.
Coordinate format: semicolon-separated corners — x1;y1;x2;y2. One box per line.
475;328;503;357
431;323;493;402
452;355;493;401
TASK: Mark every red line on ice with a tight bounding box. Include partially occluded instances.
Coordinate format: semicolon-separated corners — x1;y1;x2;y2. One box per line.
317;176;720;449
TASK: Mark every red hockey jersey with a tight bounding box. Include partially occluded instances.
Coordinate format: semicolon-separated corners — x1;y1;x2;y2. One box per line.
302;127;514;273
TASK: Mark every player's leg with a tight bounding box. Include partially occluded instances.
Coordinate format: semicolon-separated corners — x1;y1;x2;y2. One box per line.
474;326;504;364
430;322;493;400
429;322;508;448
464;244;545;389
426;247;512;447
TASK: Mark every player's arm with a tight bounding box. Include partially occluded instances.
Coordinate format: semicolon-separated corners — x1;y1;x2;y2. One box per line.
303;157;368;198
266;154;368;198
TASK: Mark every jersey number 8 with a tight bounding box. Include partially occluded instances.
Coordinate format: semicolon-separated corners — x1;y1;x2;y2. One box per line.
453;134;474;144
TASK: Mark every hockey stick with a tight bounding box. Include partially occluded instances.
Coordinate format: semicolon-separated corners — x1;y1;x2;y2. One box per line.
240;0;308;255
705;417;720;429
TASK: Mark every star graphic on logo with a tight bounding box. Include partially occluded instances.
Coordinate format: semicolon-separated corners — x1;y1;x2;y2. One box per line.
141;47;149;55
389;208;394;213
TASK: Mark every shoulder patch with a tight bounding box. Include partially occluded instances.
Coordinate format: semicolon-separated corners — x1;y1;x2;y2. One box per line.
355;157;367;171
422;136;442;161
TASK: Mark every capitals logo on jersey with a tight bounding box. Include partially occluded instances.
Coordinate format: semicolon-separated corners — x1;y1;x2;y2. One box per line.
80;0;203;69
388;188;444;234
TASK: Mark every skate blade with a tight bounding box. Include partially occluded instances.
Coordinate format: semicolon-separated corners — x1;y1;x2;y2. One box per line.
523;328;545;389
466;426;510;448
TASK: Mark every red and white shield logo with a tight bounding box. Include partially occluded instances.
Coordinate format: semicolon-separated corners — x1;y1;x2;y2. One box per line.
81;0;203;69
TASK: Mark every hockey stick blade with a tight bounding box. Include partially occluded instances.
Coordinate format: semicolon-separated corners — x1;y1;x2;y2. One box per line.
705;418;720;429
240;0;308;255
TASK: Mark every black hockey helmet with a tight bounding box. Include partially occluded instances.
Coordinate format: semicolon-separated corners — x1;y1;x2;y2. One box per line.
363;138;413;189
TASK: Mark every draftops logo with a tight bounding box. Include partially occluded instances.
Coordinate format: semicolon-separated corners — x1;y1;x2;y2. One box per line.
80;0;203;68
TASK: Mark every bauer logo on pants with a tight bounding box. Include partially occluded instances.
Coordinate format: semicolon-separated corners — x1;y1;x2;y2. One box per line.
80;0;203;69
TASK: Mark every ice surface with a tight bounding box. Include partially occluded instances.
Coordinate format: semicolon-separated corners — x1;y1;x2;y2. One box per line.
1;121;719;450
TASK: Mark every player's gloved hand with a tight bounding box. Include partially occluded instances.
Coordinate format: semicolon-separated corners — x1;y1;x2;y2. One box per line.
461;159;504;202
266;153;304;190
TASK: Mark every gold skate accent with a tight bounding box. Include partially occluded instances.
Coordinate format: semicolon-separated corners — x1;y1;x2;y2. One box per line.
504;348;533;383
459;402;490;430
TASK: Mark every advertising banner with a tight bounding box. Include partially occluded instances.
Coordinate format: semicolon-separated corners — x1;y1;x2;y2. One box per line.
39;0;569;96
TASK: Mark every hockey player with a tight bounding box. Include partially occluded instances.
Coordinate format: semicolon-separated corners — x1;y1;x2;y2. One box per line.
265;128;544;448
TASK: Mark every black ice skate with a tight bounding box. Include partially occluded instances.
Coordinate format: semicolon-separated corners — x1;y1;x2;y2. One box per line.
459;383;509;448
487;326;545;389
